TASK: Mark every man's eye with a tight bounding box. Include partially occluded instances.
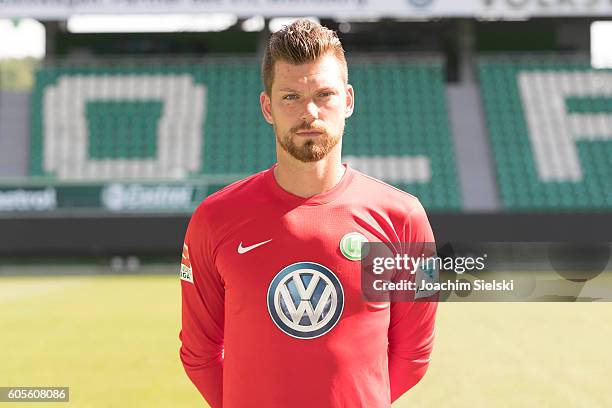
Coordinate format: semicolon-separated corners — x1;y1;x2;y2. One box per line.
319;92;334;97
283;94;298;100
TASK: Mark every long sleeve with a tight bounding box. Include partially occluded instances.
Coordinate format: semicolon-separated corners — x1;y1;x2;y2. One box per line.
388;200;438;402
388;298;437;402
179;208;225;408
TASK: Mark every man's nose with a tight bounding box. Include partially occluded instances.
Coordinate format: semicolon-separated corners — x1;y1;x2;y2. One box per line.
301;100;319;122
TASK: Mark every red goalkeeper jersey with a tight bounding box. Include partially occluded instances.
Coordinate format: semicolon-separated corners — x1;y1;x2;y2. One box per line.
180;163;437;408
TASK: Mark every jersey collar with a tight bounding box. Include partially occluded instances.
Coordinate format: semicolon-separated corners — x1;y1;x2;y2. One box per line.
265;162;354;207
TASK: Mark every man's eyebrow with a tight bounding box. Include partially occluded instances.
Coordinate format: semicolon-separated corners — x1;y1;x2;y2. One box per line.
278;86;338;93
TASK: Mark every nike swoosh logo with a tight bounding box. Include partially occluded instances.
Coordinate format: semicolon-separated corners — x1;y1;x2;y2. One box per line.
237;239;272;254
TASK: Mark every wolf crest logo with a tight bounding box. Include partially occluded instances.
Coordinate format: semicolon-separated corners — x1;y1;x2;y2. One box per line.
267;262;344;339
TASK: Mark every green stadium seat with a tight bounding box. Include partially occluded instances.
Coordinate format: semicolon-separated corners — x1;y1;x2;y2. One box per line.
478;56;612;210
31;57;461;211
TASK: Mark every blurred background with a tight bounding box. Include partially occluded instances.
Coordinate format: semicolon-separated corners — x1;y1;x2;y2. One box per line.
0;1;611;407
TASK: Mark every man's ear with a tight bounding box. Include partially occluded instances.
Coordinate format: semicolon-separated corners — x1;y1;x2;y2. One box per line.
345;84;355;118
260;91;274;124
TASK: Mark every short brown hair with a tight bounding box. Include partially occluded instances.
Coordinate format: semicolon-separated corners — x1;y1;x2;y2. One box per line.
262;19;348;96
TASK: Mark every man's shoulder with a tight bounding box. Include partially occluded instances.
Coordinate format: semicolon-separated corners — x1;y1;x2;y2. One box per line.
191;169;268;223
349;169;433;240
350;168;421;208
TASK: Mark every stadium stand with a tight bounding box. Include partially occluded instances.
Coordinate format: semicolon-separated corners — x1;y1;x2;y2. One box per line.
478;56;612;210
30;57;461;211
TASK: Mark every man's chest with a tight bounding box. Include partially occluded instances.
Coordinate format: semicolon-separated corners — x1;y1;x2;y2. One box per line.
216;210;371;292
215;208;396;334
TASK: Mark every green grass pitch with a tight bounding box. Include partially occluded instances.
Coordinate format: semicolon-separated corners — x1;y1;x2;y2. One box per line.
1;271;611;407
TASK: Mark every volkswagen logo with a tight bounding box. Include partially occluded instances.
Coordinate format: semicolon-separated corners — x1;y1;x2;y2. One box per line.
267;262;344;339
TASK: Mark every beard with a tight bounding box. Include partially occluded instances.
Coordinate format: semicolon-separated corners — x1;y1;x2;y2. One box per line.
276;122;342;163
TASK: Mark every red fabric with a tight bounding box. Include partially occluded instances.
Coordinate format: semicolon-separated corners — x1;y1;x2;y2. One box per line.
180;164;437;408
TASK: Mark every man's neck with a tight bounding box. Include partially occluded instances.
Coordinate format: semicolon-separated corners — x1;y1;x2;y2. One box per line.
274;149;346;198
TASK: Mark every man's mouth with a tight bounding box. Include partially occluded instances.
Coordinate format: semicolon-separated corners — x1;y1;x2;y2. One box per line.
295;130;324;137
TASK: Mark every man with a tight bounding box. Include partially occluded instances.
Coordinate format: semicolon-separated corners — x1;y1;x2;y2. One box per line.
180;19;437;408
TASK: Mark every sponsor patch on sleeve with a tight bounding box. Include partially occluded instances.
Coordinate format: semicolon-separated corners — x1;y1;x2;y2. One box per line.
415;256;439;299
180;243;194;283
